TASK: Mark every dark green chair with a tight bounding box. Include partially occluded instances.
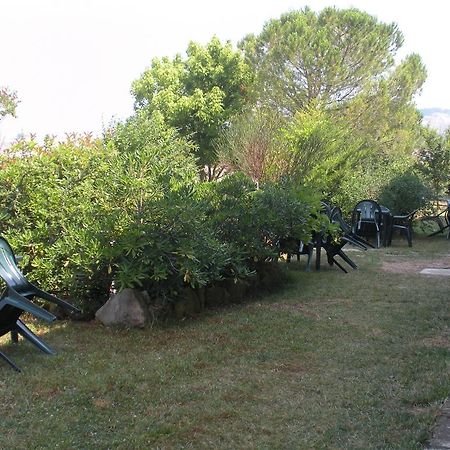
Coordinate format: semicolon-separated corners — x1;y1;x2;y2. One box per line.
351;199;384;248
318;207;366;273
387;210;417;247
278;237;314;271
0;237;79;372
330;207;374;250
426;200;450;239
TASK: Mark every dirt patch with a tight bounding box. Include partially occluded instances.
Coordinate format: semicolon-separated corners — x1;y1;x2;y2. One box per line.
32;386;61;399
382;256;450;274
91;398;111;409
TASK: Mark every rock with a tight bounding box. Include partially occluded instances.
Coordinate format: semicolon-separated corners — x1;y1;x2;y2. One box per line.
95;288;149;327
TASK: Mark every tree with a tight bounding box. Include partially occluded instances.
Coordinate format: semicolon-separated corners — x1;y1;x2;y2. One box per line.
240;7;404;114
131;37;254;179
337;53;426;157
237;7;427;197
275;106;373;193
0;86;18;120
416;127;450;196
378;171;431;214
215;108;285;187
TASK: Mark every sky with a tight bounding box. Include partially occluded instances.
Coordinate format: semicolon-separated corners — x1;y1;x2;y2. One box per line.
1;0;449;143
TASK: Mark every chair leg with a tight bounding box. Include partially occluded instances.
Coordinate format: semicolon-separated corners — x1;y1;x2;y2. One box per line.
15;320;56;355
0;350;21;372
10;329;19;343
331;257;348;273
407;226;413;247
338;251;358;269
315;237;322;271
304;243;313;272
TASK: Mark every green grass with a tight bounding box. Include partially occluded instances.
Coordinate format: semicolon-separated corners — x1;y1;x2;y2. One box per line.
1;236;449;449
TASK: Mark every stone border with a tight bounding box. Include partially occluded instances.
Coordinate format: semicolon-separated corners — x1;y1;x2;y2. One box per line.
420;268;450;276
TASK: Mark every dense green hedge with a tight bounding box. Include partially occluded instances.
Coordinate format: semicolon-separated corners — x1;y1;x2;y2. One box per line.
0;117;322;318
0;138;114;316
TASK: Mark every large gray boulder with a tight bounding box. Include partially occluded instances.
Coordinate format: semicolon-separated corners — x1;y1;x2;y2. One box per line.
95;288;149;327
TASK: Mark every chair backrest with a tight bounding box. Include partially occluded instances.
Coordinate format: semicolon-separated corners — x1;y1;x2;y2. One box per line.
320;201;333;218
409;209;418;221
352;200;382;225
330;207;351;233
0;237;29;292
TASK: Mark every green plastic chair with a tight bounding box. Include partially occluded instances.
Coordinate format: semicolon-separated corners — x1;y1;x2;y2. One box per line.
0;237;79;372
387;210;417;247
351;199;384;248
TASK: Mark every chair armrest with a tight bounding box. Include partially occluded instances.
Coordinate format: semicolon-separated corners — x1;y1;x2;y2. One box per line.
392;210;417;220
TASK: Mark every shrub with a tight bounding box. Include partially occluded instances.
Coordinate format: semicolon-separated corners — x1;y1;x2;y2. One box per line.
0;118;323;320
415;127;450;197
332;154;417;214
0;136;114;316
378;171;431;214
215;108;286;187
197;172;325;265
0;115;202;316
278;107;365;194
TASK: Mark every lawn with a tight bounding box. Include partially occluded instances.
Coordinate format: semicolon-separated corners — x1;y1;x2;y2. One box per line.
1;236;449;449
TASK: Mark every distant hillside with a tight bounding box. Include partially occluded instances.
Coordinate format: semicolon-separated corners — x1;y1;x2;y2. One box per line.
421;108;450;133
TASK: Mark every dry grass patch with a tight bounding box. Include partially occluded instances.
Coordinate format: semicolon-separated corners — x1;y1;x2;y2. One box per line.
422;327;450;349
382;255;450;273
381;244;450;274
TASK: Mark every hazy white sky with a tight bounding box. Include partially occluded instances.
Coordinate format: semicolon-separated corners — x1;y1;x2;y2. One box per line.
1;0;449;142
